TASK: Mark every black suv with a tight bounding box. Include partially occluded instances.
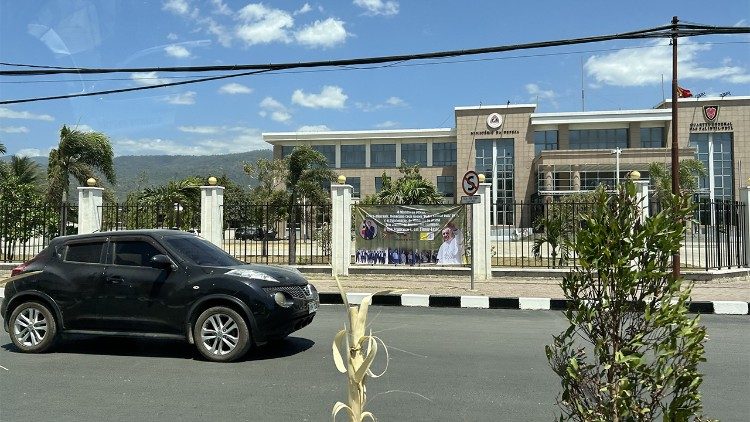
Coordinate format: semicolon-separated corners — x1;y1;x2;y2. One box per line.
1;230;319;362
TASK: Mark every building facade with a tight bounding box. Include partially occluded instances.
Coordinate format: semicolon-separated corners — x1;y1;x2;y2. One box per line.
264;96;749;221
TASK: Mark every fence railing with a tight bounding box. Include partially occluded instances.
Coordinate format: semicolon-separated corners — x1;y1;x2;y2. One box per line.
223;203;332;265
0;203;78;263
491;199;748;270
100;203;200;232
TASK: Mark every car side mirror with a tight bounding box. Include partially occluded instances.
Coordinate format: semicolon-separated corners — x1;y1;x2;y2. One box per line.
151;254;177;271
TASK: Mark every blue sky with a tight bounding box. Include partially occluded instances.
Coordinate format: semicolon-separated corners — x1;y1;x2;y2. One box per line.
0;0;748;157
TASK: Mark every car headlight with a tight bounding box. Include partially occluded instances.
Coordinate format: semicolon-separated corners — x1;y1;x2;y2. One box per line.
273;291;294;308
226;269;279;283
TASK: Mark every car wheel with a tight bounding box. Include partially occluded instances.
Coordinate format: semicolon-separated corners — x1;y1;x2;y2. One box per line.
193;306;251;362
9;301;58;353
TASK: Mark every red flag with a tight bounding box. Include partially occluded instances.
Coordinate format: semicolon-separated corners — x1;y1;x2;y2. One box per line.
677;86;693;98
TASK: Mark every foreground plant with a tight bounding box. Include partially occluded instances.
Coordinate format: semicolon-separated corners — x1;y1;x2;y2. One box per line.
332;276;398;421
546;183;711;421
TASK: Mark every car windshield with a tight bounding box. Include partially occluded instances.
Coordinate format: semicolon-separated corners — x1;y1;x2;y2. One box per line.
164;235;243;267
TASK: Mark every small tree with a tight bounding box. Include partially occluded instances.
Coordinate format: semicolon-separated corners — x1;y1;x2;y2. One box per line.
546;183;710;421
648;160;706;207
368;163;444;205
532;191;597;268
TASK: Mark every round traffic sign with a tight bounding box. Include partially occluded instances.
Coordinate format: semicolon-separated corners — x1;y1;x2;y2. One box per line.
462;171;479;196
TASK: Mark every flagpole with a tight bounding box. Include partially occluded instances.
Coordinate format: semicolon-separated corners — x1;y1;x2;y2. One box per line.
671;16;681;278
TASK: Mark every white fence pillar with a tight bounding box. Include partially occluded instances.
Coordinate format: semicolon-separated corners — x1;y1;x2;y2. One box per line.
635;180;650;223
201;185;224;247
741;184;750;267
77;186;103;234
471;183;492;283
331;181;352;276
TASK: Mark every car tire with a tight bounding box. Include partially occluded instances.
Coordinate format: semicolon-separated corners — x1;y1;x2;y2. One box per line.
193;306;251;362
9;301;58;353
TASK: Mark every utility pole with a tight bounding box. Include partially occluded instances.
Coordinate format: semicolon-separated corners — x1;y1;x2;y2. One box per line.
671;16;681;278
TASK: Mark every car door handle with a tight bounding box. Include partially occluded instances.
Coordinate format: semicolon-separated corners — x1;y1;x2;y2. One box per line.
107;276;125;284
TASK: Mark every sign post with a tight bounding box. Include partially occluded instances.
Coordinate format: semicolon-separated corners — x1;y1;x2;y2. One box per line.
462;170;480;290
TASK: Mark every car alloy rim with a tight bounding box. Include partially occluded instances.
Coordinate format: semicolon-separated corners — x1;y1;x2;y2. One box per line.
13;307;48;347
200;313;239;356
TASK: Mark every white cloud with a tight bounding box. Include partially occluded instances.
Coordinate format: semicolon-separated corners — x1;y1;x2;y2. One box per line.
0;126;29;133
0;107;54;121
218;83;253;95
72;124;95;132
178;126;220;134
259;96;292;123
375;121;398;129
164;91;197;105
585;39;750;87
167;32;179;41
163;0;191;16
235;3;294;46
525;83;558;107
354;0;399;16
131;72;171;86
356;96;407;112
292;85;347;109
16;148;42;157
295;18;348;48
114;128;266;156
298;125;330;132
294;3;312;15
210;0;231;15
165;45;191;58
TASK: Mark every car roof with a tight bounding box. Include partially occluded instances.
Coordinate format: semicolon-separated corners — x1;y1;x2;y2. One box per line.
52;229;193;243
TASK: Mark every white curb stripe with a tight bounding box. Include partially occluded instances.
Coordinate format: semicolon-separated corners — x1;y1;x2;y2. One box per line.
713;301;749;315
519;297;551;310
460;296;489;309
401;294;430;307
346;293;370;305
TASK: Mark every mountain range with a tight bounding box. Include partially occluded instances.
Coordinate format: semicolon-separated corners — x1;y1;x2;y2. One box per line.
1;150;273;200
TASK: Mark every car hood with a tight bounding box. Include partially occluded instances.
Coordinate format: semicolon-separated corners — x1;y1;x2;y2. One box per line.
202;264;309;287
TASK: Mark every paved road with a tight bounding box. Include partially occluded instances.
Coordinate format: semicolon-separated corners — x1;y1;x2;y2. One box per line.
0;307;748;421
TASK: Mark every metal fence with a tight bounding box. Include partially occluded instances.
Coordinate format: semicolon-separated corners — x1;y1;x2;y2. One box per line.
492;198;748;270
223;203;332;265
100;203;200;232
0;203;78;263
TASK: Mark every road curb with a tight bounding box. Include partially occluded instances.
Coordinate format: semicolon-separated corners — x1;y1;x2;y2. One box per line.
318;292;750;315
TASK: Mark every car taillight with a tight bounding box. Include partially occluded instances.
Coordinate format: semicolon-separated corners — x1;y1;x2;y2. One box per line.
11;262;29;277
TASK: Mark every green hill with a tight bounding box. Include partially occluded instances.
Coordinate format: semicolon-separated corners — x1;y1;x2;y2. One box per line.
2;150;273;200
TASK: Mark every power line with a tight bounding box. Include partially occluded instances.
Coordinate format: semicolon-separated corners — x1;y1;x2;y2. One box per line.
0;22;747;105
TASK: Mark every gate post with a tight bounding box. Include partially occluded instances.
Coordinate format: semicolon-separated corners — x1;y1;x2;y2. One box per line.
331;176;352;276
201;177;224;247
741;181;750;267
471;181;492;284
77;178;103;234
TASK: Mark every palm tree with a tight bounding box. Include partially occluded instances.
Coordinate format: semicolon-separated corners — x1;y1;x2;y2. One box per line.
373;164;444;205
0;142;6;155
47;125;116;204
0;155;41;186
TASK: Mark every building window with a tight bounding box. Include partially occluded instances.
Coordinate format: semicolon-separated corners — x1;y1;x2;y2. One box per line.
348;177;361;198
432;142;457;166
340;145;365;168
312;145;336;167
374;177;383;193
371;144;396;168
281;146;295;158
690;132;733;201
437;176;455;197
569;129;628;150
401;143;427;166
533;130;558;156
640;127;665;148
475;138;514;225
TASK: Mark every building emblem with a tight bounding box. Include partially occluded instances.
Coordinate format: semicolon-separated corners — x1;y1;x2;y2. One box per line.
486;113;503;129
702;105;719;122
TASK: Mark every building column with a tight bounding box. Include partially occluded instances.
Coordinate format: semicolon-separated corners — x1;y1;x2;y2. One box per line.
77;183;103;235
572;165;581;191
471;182;492;283
740;184;750;267
200;182;225;247
331;178;353;276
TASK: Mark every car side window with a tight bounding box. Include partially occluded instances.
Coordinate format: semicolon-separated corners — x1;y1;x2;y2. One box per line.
112;241;162;267
65;242;104;263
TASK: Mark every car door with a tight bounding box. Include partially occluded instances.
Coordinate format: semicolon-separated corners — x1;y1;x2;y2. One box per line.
48;239;108;330
101;236;183;333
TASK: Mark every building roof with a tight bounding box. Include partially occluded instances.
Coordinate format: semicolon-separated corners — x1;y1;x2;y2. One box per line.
531;109;672;125
263;128;456;143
